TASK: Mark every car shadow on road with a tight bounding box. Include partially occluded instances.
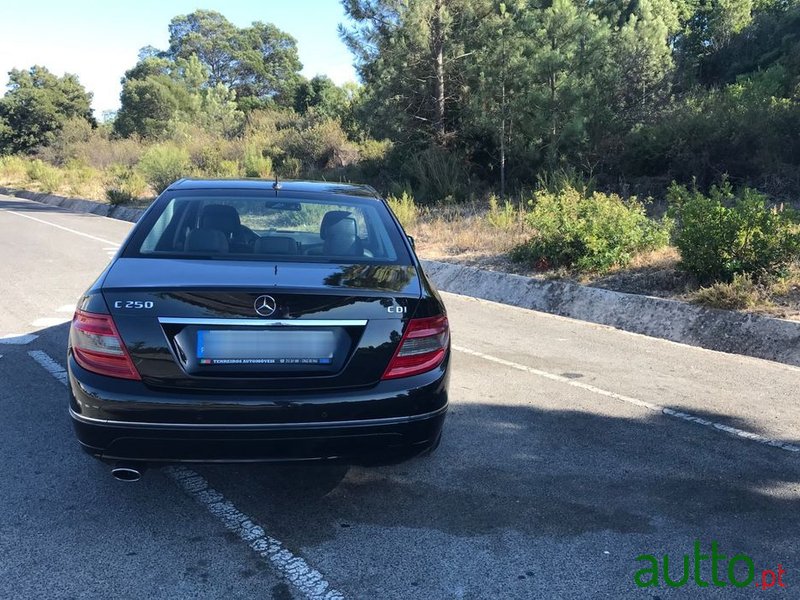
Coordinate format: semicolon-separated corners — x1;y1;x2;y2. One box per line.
196;400;800;553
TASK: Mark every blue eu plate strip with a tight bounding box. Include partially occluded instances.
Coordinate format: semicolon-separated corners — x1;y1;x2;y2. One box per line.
197;330;205;358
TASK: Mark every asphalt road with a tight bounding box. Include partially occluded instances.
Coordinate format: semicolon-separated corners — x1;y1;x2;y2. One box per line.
0;194;798;599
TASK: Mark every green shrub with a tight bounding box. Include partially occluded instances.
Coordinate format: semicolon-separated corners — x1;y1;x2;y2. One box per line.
217;160;242;178
192;145;241;178
387;192;419;230
358;138;392;162
487;194;523;230
105;165;148;205
243;146;272;178
192;146;223;175
691;274;765;310
282;118;357;170
668;182;800;283
277;156;302;178
25;160;62;193
401;145;468;203
511;186;672;273
137;145;190;194
535;167;594;196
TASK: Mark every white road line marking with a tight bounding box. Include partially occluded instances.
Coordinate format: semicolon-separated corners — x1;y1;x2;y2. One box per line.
454;344;800;454
6;210;119;245
0;333;38;345
31;317;71;327
28;350;68;385
28;351;346;600
442;292;800;373
167;467;345;600
56;304;76;313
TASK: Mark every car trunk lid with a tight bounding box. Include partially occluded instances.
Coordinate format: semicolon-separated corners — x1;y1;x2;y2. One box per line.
101;258;420;391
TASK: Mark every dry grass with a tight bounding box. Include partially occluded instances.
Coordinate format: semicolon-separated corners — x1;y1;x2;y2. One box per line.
0;148;161;203
411;200;530;270
0;157;126;201
691;274;766;310
755;265;800;320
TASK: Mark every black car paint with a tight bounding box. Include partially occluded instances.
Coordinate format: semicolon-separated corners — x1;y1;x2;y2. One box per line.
67;179;449;464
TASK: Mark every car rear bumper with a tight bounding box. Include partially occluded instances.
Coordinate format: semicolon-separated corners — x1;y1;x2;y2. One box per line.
70;407;445;463
68;355;448;463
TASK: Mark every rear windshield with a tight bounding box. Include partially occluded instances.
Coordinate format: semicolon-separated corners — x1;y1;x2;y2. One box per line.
124;190;411;264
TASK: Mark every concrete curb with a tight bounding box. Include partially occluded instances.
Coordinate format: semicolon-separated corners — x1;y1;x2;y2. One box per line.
421;260;800;366
0;187;146;223
3;186;798;366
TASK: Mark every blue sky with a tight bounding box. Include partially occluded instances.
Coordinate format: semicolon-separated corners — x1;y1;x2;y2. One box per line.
0;0;358;116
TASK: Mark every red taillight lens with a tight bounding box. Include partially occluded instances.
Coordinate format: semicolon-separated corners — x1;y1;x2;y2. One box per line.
70;310;140;380
382;315;449;380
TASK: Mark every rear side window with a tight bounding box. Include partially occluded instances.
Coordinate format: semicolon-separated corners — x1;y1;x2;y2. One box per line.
129;191;410;264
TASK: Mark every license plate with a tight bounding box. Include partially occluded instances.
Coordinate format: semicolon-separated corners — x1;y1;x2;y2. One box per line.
196;329;336;366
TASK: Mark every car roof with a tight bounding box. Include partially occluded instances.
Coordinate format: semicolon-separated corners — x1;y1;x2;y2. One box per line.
167;178;381;199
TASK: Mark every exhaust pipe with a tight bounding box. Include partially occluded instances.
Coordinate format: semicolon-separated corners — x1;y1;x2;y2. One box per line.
111;462;146;482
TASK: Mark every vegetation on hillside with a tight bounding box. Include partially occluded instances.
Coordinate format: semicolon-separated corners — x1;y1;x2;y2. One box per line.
1;3;799;314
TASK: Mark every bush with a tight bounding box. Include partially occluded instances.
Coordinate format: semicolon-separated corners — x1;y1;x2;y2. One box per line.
691;274;765;310
25;159;62;193
282;118;357;170
217;160;242;178
401;145;469;204
0;155;28;184
105;165;148;205
668;182;800;283
358;138;392;162
62;159;101;197
511;186;672;273
387;192;419;230
487;194;523;230
277;156;302;178
137;145;190;194
243;146;272;178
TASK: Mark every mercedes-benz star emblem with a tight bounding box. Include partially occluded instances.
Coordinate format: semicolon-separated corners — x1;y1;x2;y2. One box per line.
254;295;277;317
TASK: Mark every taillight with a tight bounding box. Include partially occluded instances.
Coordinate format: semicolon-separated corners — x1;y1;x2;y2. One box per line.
70;310;140;380
382;315;449;380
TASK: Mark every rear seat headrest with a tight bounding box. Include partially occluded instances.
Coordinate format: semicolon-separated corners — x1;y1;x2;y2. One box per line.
320;211;356;239
184;228;229;253
200;204;241;234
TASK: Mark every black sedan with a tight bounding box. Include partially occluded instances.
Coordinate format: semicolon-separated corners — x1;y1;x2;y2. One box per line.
67;179;449;480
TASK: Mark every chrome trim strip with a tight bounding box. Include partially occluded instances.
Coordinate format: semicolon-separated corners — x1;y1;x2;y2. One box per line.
157;317;367;327
69;405;447;430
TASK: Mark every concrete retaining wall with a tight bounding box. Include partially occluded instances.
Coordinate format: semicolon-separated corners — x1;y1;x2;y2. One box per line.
422;260;800;367
0;187;145;223
3;186;798;366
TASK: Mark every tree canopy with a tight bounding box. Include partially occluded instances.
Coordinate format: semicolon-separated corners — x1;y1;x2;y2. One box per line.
167;10;303;102
4;3;800;200
341;0;800;198
0;66;95;154
113;10;306;139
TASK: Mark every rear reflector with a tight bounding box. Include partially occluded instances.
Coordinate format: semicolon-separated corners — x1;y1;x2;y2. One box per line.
70;310;140;380
382;316;449;379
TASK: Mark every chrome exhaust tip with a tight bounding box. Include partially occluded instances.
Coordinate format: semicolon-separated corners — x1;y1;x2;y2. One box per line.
111;463;145;482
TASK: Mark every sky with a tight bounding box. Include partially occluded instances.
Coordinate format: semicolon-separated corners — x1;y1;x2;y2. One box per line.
0;0;358;117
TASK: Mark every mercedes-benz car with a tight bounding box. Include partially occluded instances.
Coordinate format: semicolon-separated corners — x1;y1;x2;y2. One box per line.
67;179;449;480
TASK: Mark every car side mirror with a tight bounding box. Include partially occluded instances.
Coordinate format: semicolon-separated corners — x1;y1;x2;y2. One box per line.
407;235;415;250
